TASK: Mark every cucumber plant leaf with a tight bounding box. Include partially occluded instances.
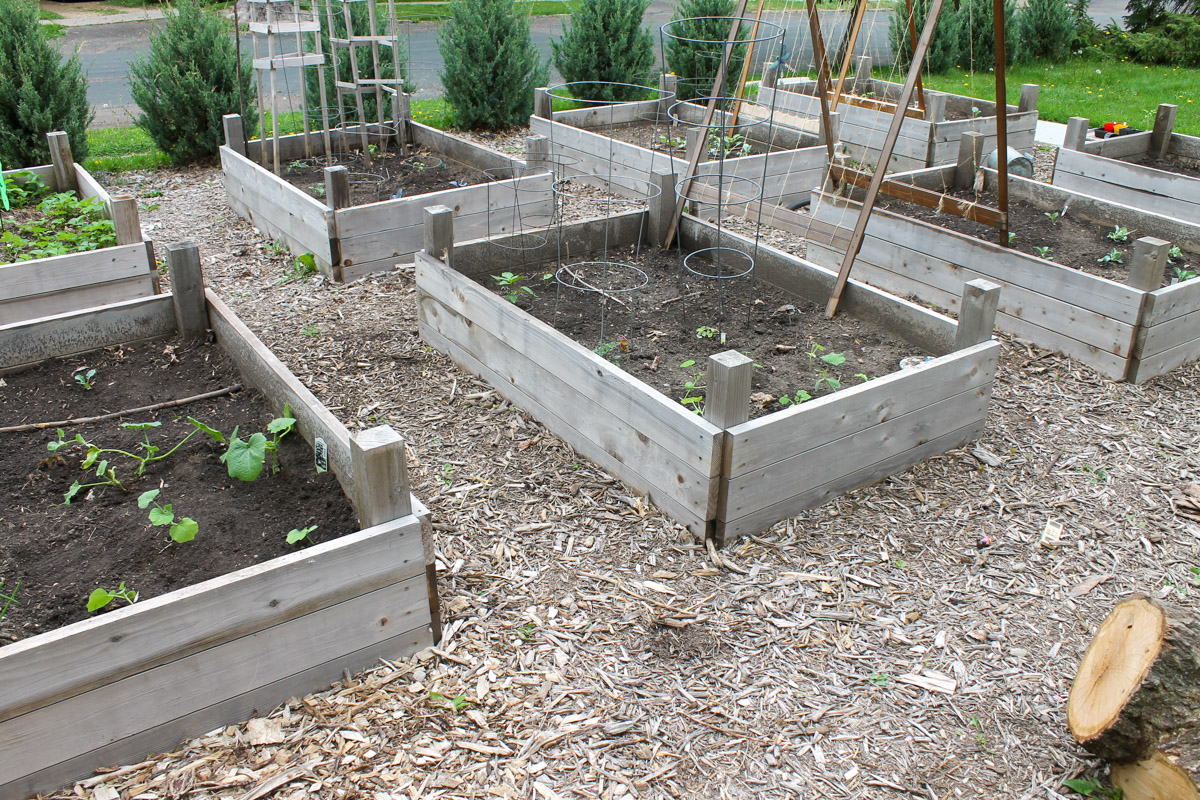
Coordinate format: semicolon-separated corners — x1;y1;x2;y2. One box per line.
221;429;269;481
169;518;198;543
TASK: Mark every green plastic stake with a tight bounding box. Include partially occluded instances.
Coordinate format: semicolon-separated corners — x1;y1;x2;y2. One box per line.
0;160;9;211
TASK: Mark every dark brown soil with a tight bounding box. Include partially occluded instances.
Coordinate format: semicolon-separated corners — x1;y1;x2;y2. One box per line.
0;339;359;644
577;120;769;159
489;246;922;419
874;189;1189;287
279;144;487;206
1140;155;1200;179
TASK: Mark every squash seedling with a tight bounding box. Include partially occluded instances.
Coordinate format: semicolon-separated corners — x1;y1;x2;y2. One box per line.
492;272;535;304
220;406;296;481
74;368;97;390
778;389;811;406
679;360;705;414
138;489;199;543
87;581;138;613
286;525;318;544
1097;248;1123;265
1107;225;1130;244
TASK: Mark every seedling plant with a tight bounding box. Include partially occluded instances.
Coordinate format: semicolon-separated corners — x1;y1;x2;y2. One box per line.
1;188;117;262
707;130;751;159
74;368;97;390
1097;248;1123;265
1107;225;1130;244
593;337;630;363
0;577;20;621
679;359;705;414
286;525;318;544
138;489;198;543
492;272;535;304
87;581;138;613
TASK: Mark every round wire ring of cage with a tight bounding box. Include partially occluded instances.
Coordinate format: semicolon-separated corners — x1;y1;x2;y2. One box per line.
545;81;675;108
336;121;399;141
551;175;661;206
554;261;650;296
314;152;362;168
658;16;785;48
346;172;387;204
483;166;552;251
682;246;755;281
673;173;762;208
666;96;776;132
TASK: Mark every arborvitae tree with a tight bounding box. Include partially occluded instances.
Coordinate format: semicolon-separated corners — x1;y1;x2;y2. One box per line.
0;0;92;167
305;0;410;126
663;0;748;101
130;0;253;164
1014;0;1076;60
888;0;960;74
949;0;1015;72
551;0;656;102
439;0;549;130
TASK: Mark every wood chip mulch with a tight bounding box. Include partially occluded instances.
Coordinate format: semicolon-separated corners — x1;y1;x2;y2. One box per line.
53;144;1200;800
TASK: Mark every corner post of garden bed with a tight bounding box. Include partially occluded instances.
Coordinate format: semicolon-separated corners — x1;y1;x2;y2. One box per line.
350;425;412;527
852;55;872;94
955;131;986;191
46;131;79;194
1064;117;1089;152
954;279;1002;349
924;91;947;124
705;351;752;548
525;135;550;174
324;166;351;210
1017;84;1039;114
423;205;454;265
164;241;210;339
1150;103;1178;160
1128;237;1171;293
534;87;552;120
223;114;247;158
110;195;142;246
659;73;678;114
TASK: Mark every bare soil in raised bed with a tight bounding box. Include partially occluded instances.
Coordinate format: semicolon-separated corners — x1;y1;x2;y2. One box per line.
874;188;1191;287
578;119;770;158
0;338;358;644
491;245;922;419
1140;154;1200;179
277;143;488;205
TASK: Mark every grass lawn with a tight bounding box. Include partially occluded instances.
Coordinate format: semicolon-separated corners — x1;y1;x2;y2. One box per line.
85;127;170;172
915;56;1199;136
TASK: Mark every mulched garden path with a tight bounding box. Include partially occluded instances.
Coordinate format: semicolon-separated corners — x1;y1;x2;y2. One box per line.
276;144;487;205
875;188;1196;287
0;339;358;643
500;245;919;419
49;141;1200;800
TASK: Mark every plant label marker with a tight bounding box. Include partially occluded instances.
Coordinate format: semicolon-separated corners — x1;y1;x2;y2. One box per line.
0;159;9;211
314;437;328;473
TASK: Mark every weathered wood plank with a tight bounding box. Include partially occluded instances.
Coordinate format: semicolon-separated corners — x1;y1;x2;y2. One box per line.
419;319;713;533
206;290;353;488
724;341;998;477
1127;327;1200;382
1142;276;1200;326
1136;305;1200;357
717;419;986;539
410;121;528;173
1169;131;1200;160
415;253;721;477
1051;147;1200;222
722;382;992;520
0;277;155;328
1081;130;1152;159
0;164;57;189
0;516;424;725
551;98;661;127
0;575;431;786
0;243;154;321
0;295;176;372
73;164;108;204
220;146;334;261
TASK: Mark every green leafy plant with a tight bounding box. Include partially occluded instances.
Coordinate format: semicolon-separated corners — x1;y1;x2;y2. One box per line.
778;389;812;407
594;337;630;362
428;691;474;713
286;524;318;544
1008;231;1017;244
679;359;706;414
658;133;687;149
707;130;751;159
0;0;92;167
1062;777;1123;799
0;192;117;262
1035;245;1053;259
1168;245;1183;262
285;253;318;282
492;271;536;303
138;489;199;543
439;0;548;130
1044;211;1061;226
1107;225;1131;244
438;463;457;486
1;172;51;209
130;0;254;164
1175;265;1198;282
868;672;890;687
309;183;326;198
0;577;20;621
551;0;655;101
1098;248;1124;264
302;323;320;338
87;581;138;613
696;325;719;339
74;368;97;390
1014;0;1075;61
221;407;296;481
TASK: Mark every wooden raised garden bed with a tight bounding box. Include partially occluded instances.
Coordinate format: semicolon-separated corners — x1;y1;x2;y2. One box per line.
805;153;1200;382
415;204;1002;543
757;61;1039;172
220;113;554;282
0;243;438;799
529;88;831;213
1;131;154;325
1052;103;1200;225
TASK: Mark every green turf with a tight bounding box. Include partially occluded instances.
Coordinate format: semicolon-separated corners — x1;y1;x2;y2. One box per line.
913;56;1200;136
85;127;170;172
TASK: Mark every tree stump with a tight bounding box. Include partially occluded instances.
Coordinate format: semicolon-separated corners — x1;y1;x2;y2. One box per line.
1067;595;1200;799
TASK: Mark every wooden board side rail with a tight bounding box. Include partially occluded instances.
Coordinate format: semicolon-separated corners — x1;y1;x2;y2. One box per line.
829;163;1005;227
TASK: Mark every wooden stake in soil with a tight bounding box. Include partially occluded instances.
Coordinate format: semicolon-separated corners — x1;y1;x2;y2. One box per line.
1067;595;1200;799
164;240;209;338
830;0;869;112
350;424;412;526
824;0;946;318
46;132;78;194
803;0;838;166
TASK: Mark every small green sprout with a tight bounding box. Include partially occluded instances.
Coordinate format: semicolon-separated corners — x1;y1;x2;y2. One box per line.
286;525;318;544
868;672;890;686
74;368;97;390
1097;248;1124;265
1061;777;1124;799
492;272;535;304
778;389;812;406
0;577;20;621
1043;211;1060;226
679;360;706;414
1167;245;1182;262
1107;225;1130;244
696;325;719;339
87;581;138;612
1035;246;1052;259
138;489;198;543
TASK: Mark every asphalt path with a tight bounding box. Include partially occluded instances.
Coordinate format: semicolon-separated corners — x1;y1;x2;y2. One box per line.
61;0;1129;128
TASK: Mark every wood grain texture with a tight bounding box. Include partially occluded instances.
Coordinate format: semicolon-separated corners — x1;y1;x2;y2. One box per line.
0;244;155;325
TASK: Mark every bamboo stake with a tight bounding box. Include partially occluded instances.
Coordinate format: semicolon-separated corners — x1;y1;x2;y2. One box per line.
825;0;947;317
729;0;767;128
993;0;1009;247
830;0;868;111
